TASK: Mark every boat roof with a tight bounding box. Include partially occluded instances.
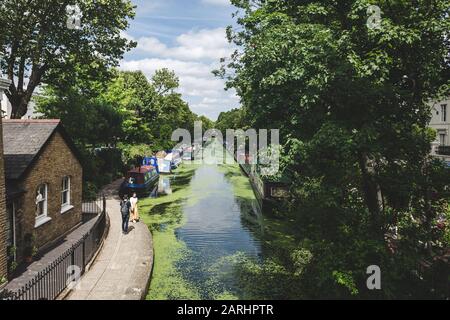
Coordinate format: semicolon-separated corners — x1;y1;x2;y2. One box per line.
128;165;156;174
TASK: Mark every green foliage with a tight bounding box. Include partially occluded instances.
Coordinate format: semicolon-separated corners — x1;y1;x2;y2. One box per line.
152;68;180;96
37;66;200;194
0;0;136;118
118;143;154;168
332;271;359;296
221;0;450;298
198;116;215;132
216;108;247;135
77;145;123;200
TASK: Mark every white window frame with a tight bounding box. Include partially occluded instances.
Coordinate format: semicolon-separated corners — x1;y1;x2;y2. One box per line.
61;176;74;214
61;176;71;206
441;104;447;122
35;184;51;228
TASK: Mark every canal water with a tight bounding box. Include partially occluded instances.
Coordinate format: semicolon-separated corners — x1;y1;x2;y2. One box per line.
142;141;300;300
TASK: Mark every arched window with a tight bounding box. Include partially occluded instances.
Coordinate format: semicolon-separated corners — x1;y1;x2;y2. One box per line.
35;184;48;219
61;176;71;208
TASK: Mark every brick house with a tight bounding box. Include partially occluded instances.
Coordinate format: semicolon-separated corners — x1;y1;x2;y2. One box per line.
2;119;83;271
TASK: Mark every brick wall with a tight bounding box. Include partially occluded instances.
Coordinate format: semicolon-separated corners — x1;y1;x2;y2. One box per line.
0;119;7;279
16;131;83;258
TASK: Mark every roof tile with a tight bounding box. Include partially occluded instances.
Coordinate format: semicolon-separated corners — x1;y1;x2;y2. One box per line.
2;120;60;179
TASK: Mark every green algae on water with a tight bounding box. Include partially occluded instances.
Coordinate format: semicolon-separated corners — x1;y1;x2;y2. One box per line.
140;165;201;300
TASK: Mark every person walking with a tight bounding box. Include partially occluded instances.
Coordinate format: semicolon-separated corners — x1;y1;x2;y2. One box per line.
130;193;139;223
120;195;131;234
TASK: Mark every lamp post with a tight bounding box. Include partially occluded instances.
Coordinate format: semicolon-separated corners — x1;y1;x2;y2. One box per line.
0;75;11;281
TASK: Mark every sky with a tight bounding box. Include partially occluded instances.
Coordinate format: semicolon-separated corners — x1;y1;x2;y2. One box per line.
120;0;239;121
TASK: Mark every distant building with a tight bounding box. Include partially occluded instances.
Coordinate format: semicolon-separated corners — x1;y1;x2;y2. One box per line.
1;92;42;119
429;98;450;163
2;119;83;271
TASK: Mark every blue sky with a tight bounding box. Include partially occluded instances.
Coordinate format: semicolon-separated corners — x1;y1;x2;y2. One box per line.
120;0;239;120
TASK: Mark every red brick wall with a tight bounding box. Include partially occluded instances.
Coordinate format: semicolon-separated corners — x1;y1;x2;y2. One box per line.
16;131;83;258
0;119;7;279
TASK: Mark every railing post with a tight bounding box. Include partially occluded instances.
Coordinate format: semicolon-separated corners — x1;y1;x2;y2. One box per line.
82;237;86;273
102;194;106;214
70;245;75;274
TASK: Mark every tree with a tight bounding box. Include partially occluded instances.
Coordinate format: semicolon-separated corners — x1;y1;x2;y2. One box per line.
0;0;136;118
152;68;179;96
197;115;215;132
36;73;124;148
221;0;450;298
216;108;246;134
100;71;153;145
121;71;159;120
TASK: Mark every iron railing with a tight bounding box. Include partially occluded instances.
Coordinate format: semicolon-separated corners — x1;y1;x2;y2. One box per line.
437;146;450;155
1;195;107;300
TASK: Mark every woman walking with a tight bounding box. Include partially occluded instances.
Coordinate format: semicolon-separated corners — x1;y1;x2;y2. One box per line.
130;193;139;223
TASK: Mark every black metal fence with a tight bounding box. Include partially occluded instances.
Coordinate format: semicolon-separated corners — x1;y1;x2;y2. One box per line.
82;195;107;222
437;146;450;155
1;195;107;300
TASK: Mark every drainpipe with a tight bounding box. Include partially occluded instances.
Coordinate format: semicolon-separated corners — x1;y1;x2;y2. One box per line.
0;76;12;281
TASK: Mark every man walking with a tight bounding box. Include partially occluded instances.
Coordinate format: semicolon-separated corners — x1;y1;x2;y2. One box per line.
120;195;131;234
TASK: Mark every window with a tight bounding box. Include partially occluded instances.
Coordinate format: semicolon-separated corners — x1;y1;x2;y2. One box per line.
440;134;446;146
441;104;447;122
35;184;48;219
61;176;71;207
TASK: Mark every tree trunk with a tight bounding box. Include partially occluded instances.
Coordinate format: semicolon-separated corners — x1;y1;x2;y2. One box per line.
5;63;46;119
7;92;31;119
358;151;384;234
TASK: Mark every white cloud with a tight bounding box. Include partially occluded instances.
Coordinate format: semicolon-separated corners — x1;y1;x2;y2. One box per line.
201;0;231;6
134;28;234;62
122;25;239;120
120;57;239;120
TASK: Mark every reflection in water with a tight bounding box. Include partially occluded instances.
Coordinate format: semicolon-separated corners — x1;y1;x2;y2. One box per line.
177;166;262;256
158;176;172;195
147;141;295;300
173;164;266;299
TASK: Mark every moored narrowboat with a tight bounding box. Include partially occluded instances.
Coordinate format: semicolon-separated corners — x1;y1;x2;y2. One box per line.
157;158;172;174
142;157;159;173
120;165;159;197
244;164;290;212
182;147;193;161
165;151;182;169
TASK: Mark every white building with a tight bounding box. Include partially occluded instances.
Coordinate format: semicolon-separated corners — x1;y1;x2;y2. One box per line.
429;98;450;163
1;92;42;119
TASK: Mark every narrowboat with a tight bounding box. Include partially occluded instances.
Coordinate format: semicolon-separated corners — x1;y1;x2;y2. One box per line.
165;151;182;169
243;164;290;212
230;146;290;212
142;157;159;173
157;158;172;174
120;165;159;197
182;147;193;161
